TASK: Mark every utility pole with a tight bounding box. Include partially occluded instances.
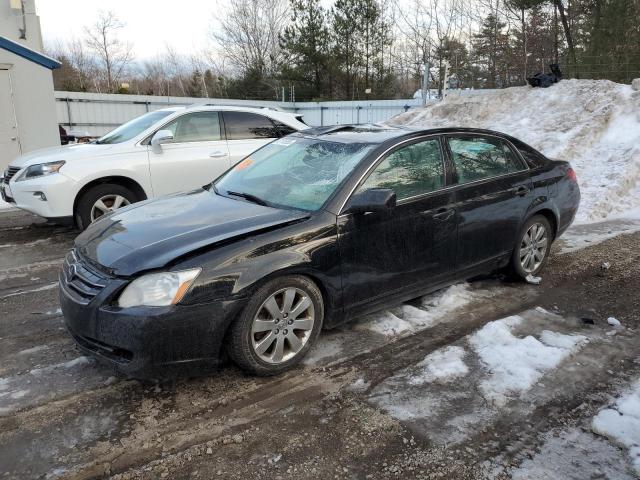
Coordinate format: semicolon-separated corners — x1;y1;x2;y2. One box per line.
442;62;451;100
422;62;430;106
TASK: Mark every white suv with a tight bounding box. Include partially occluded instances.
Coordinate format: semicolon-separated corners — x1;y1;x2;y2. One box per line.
0;106;307;228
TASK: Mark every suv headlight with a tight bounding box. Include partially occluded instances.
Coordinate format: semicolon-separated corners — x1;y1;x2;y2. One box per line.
117;268;201;308
16;161;66;181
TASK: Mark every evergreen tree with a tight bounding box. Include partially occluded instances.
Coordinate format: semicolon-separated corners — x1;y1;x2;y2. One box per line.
472;14;511;88
279;0;330;99
331;0;363;99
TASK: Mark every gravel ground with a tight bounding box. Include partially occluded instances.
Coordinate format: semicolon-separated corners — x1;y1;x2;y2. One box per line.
0;209;638;480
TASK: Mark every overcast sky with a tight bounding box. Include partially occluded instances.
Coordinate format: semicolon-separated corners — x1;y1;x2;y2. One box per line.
35;0;336;60
35;0;223;59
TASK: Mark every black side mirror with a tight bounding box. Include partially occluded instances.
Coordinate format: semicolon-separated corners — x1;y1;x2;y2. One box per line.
345;188;396;214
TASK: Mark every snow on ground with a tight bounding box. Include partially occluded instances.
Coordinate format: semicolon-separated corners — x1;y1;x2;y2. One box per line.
0;199;13;210
558;218;640;253
305;282;487;366
507;428;637;480
389;79;640;223
469;312;588;406
356;283;476;337
407;346;469;386
591;379;640;475
368;307;590;444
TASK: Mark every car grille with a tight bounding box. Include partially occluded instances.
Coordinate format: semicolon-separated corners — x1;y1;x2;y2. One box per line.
2;166;20;183
60;250;109;304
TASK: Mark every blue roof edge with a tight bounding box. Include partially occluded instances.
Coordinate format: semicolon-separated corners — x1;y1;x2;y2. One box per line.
0;36;61;70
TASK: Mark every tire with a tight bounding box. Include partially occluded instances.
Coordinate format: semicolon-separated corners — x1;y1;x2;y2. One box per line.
510;214;553;280
75;183;138;230
227;275;324;376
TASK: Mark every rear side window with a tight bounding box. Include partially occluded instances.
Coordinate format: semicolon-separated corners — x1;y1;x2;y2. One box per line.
163;112;222;143
516;144;548;168
273;120;296;136
223;112;280;140
359;138;444;200
447;135;524;184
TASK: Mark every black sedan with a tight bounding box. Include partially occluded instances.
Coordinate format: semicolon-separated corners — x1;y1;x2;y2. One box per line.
60;125;580;378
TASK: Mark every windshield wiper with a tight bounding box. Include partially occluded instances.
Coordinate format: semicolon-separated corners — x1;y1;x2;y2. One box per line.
226;190;269;206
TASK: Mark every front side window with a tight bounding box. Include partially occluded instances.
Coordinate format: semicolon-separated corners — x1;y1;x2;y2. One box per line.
162;112;222;143
215;137;375;211
358;138;444;200
223;112;280;140
96;110;173;144
447;135;523;184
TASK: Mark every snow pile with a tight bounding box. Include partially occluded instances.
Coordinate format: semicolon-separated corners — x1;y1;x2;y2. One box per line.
389;79;640;223
407;346;469;386
358;283;476;336
469;315;588;406
0;199;13;210
592;379;640;475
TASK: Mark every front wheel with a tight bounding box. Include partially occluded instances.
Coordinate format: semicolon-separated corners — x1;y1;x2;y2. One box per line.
510;215;552;280
75;183;137;230
227;275;324;376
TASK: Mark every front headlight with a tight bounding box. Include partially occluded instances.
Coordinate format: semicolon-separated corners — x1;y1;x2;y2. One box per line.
117;268;201;308
16;161;66;181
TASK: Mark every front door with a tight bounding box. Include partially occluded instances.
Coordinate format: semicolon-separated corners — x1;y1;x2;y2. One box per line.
149;111;230;196
444;134;533;271
0;69;21;171
338;137;457;312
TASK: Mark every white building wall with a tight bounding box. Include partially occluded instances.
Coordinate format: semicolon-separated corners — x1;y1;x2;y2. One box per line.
0;50;59;169
0;0;43;50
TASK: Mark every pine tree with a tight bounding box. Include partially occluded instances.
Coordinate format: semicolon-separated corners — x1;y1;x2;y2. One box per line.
472;14;510;88
331;0;364;99
279;0;330;99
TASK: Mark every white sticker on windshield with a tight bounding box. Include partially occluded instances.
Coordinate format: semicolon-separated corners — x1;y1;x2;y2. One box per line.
273;138;296;146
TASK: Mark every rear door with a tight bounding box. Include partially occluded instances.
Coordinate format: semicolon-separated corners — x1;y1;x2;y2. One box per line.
338;136;457;311
148;111;230;196
445;134;532;271
0;69;21;171
221;111;282;165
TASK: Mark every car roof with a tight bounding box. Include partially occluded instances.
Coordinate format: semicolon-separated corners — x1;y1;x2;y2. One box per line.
156;104;304;124
296;124;525;145
157;105;281;113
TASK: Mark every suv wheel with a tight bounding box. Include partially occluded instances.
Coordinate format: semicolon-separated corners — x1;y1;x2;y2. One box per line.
76;183;137;230
227;275;323;376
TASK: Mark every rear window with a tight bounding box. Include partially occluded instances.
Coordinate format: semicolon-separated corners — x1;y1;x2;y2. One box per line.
223;112;280;140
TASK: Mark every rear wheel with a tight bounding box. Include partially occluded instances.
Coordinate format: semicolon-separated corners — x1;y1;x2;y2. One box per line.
227;275;323;376
510;215;552;279
75;184;137;230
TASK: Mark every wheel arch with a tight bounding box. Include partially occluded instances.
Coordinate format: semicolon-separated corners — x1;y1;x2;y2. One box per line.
73;176;149;217
528;207;559;241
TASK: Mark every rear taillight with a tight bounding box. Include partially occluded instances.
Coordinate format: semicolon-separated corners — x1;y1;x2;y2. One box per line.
567;168;578;183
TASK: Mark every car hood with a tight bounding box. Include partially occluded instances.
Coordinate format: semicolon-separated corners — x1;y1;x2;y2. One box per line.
75;189;309;276
9;143;119;169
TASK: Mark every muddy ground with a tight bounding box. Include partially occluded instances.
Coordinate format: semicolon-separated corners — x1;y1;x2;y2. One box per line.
0;209;638;480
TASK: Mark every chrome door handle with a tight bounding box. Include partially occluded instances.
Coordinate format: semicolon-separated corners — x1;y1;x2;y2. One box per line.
209;151;228;158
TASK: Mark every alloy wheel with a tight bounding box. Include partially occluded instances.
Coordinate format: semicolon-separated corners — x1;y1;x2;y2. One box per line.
90;194;130;222
519;222;548;273
250;287;315;364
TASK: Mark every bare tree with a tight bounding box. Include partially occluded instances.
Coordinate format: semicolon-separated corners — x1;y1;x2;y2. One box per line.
84;11;134;93
211;0;289;81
